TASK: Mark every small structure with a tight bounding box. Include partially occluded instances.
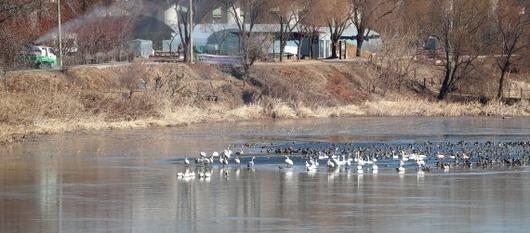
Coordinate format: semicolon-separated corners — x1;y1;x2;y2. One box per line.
129;39;153;59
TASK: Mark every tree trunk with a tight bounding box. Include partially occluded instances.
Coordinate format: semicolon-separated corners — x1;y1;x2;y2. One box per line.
183;43;188;63
297;37;303;60
309;38;314;59
437;68;452;100
497;68;507;100
331;39;338;58
279;41;286;62
355;35;364;57
279;24;285;62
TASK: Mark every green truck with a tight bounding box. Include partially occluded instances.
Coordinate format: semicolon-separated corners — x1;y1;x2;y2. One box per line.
22;45;57;68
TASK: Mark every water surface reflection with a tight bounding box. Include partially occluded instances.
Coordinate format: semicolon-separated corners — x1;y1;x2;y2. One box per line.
1;117;529;232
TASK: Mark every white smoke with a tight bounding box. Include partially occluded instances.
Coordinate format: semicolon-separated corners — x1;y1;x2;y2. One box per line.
35;1;137;44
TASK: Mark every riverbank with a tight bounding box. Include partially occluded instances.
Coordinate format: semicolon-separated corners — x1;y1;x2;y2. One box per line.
1;60;529;144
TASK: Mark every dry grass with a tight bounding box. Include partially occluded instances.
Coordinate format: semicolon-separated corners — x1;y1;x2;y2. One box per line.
364;98;530;117
1;61;529;145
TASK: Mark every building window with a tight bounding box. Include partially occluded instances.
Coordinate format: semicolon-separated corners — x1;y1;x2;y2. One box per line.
213;7;222;18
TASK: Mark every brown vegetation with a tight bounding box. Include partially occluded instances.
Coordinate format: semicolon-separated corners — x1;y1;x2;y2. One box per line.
1;60;529;144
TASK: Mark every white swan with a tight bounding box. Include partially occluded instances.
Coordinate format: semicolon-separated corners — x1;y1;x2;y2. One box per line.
416;159;425;167
401;151;410;162
234;156;241;164
366;157;374;165
184;157;190;166
443;164;450;172
177;169;195;179
219;156;229;166
327;159;335;169
223;149;232;159
247;156;255;168
306;161;317;171
357;164;364;174
284;156;294;167
397;160;406;174
372;163;378;173
436;154;445;160
318;152;328;160
199;170;211;179
417;169;425;176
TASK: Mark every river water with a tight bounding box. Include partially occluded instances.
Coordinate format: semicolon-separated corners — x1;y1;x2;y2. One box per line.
1;117;529;233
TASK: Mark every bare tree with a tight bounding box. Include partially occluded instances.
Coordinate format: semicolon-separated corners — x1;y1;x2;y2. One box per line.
173;0;219;63
0;0;37;25
223;0;268;79
0;0;40;69
350;0;398;57
321;0;352;59
494;0;528;99
374;7;420;95
298;1;326;59
431;0;489;100
120;61;148;99
267;0;311;62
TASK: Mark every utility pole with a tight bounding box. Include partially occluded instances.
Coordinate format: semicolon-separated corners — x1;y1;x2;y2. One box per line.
57;0;63;69
188;0;194;63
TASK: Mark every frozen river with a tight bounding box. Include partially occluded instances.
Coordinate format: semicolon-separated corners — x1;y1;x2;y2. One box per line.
1;117;529;233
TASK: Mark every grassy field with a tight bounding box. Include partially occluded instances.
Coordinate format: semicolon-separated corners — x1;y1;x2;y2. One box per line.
0;60;529;144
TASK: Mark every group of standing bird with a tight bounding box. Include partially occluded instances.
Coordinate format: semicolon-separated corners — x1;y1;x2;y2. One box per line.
183;147;247;168
178;147;256;180
178;141;530;180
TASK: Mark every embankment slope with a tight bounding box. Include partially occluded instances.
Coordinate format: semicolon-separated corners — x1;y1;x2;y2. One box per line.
1;61;528;144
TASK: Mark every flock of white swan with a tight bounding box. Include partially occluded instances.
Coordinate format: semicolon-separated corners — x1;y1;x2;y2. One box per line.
176;148;461;180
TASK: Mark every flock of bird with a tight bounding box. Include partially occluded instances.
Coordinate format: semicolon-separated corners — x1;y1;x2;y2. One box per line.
177;141;530;180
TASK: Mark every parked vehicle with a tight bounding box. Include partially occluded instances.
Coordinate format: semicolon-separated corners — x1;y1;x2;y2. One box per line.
22;45;57;69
